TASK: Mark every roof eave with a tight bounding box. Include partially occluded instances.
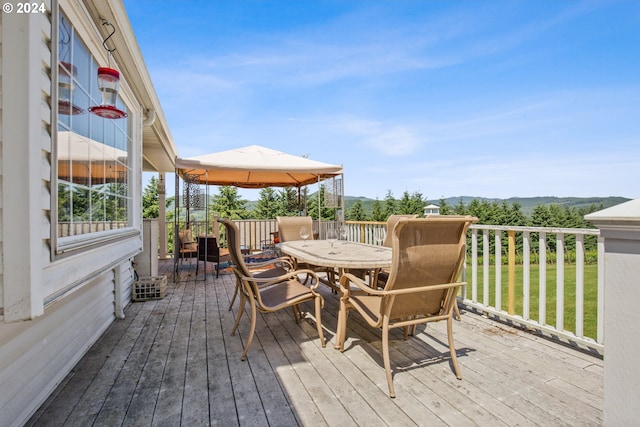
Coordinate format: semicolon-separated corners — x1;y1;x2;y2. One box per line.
82;0;178;172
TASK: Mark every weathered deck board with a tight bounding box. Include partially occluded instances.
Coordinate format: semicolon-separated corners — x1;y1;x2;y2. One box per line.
28;259;603;426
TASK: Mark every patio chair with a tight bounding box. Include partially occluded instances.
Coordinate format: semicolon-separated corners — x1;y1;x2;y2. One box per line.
335;216;478;397
195;236;231;279
276;216;316;242
218;218;326;360
219;221;297;311
382;214;419;247
353;214;418;287
276;216;335;286
373;214;465;320
177;228;198;264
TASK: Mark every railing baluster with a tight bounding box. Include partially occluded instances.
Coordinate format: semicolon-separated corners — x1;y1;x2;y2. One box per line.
556;233;565;331
576;234;585;338
495;230;502;311
471;229;478;302
523;231;531;320
483;229;490;307
508;230;515;315
597;235;605;344
539;231;547;327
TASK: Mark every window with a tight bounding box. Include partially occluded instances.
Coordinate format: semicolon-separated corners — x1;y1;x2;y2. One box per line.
55;12;134;253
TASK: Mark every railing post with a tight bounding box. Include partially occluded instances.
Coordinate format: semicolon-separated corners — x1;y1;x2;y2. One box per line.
585;199;640;426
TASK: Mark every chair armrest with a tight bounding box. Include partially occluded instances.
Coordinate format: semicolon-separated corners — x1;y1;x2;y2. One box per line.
340;273;466;297
381;281;466;296
339;272;372;297
246;256;294;271
239;268;321;291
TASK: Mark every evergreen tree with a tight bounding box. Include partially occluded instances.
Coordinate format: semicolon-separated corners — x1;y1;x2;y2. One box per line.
347;200;367;221
371;198;385;221
278;187;299;216
211;186;249;220
505;202;528;226
165;196;175;223
254;187;280;219
438;197;451;215
383;190;396;219
531;204;553;227
453;198;467;215
307;185;335;220
142;176;159;218
466;199;485;222
396;191;427;216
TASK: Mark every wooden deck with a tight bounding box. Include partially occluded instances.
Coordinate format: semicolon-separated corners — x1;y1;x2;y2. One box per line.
28;259;603;426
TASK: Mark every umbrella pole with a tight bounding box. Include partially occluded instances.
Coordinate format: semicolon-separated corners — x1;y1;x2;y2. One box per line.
317;176;322;238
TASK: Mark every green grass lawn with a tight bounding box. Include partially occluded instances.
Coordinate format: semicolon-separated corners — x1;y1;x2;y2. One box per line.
464;262;599;341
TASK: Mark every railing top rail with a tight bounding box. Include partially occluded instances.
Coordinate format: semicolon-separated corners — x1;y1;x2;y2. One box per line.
470;224;599;235
345;220;385;225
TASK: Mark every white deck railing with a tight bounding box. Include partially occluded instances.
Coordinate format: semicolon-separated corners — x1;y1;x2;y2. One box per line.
168;218;603;353
464;225;603;354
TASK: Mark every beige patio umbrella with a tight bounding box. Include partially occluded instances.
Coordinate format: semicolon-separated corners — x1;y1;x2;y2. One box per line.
174;144;344;223
57;130;128;185
173;145;344;278
174;144;343;188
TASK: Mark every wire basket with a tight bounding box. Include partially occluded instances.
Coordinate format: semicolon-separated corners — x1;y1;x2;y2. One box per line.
132;276;167;301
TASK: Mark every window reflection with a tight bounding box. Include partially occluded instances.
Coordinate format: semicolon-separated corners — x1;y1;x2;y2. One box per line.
57;12;132;240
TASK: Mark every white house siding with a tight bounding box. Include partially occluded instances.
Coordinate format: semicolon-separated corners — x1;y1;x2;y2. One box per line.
1;4;52;322
0;2;148;426
0;268;116;426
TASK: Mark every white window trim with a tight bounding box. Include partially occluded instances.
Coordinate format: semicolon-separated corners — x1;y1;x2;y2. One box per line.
51;1;143;259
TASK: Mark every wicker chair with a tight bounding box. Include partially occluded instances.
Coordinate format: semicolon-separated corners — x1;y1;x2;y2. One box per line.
219;218;325;360
335;216;477;397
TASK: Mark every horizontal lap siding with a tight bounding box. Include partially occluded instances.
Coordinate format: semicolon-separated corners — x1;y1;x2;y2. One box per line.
0;267;117;427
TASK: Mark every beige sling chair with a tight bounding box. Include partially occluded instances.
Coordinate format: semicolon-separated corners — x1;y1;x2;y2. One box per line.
335;216;477;397
219;218;326;361
276;216;337;288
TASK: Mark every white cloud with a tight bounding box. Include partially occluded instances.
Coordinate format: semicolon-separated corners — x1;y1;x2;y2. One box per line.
337;118;424;156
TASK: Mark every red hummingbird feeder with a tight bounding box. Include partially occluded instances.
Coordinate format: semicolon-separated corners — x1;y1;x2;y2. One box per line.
88;21;127;119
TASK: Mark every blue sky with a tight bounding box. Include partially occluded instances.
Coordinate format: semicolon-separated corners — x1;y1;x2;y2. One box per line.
126;0;640;200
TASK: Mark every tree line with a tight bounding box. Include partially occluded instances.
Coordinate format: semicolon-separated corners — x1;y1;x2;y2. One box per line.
143;180;603;260
143;180;603;230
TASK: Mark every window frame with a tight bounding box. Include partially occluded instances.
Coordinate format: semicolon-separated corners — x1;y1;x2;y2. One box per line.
51;3;142;259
